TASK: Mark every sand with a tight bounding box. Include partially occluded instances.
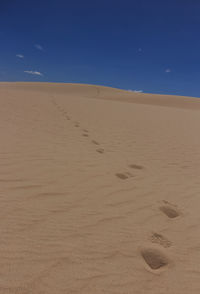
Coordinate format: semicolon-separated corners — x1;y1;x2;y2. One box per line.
0;82;200;293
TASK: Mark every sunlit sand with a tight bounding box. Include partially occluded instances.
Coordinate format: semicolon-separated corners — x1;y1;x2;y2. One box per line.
0;82;200;293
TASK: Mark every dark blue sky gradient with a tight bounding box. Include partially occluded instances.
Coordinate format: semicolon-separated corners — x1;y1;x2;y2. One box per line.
1;0;200;96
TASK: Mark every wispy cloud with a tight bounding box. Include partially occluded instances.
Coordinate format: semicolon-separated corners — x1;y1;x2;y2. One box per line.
16;54;24;58
128;89;143;93
34;44;44;51
165;68;171;73
24;70;43;76
134;90;143;93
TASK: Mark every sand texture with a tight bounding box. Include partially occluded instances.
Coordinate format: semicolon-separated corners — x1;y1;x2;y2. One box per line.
0;82;200;293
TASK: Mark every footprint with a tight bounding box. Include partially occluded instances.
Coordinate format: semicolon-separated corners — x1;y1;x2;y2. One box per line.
92;140;100;145
116;173;129;180
74;122;80;127
141;247;169;270
82;133;89;137
115;172;133;180
160;203;180;219
82;129;89;133
150;233;172;248
96;148;104;154
129;164;143;170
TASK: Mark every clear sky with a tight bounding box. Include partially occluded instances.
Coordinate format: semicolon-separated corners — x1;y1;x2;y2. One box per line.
1;0;200;97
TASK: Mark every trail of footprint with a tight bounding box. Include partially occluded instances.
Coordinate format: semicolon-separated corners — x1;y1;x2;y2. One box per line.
52;101;104;158
52;103;105;155
53;102;72;121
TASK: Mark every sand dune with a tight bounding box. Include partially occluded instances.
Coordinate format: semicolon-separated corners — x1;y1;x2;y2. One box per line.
0;82;200;293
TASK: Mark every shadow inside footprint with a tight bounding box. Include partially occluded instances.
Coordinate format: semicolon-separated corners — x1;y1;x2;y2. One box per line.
82;133;89;137
92;140;100;145
115;173;129;180
129;164;143;170
160;205;179;218
141;248;169;270
96;148;104;154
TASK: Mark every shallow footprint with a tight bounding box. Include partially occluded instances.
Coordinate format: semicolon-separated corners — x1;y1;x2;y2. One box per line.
160;204;180;219
150;233;172;248
92;140;100;145
82;133;89;137
96;148;104;154
141;247;169;270
116;173;129;180
115;172;133;180
129;164;143;170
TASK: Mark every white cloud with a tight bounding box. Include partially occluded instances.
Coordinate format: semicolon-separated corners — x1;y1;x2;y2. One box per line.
24;70;43;76
34;44;44;51
128;89;143;93
134;90;143;93
16;54;24;58
165;68;171;73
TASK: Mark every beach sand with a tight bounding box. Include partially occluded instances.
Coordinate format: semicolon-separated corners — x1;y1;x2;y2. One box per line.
0;82;200;293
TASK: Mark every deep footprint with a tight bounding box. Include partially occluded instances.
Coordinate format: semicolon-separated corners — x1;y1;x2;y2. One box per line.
160;205;180;218
141;247;169;270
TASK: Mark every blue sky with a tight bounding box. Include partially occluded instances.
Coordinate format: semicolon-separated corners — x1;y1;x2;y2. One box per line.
0;0;200;97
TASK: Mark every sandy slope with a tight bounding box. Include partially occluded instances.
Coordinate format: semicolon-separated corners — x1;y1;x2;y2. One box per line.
0;82;200;293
